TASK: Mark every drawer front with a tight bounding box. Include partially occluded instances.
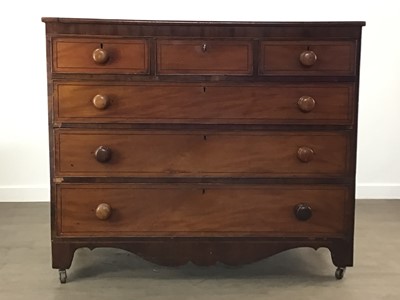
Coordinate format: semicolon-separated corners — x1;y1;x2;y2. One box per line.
157;40;253;75
55;82;353;125
260;41;356;75
56;130;350;177
52;38;149;74
57;184;348;237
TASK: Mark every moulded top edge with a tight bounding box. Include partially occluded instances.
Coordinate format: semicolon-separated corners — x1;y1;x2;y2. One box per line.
41;17;366;27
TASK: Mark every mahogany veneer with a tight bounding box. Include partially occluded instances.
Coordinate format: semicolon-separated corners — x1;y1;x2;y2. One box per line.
42;17;365;282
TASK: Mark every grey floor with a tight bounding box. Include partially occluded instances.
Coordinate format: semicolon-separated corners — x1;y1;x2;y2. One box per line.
0;200;399;300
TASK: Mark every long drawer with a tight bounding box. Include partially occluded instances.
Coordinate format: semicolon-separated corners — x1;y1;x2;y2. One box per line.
55;82;354;125
55;130;350;177
57;184;348;237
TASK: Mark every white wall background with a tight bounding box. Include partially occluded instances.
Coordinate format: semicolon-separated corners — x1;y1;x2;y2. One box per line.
0;1;399;201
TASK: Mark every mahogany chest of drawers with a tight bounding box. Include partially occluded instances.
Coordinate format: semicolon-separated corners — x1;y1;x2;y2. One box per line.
42;18;365;283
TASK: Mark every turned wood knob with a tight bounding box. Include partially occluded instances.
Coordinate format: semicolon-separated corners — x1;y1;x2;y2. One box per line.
96;203;112;220
92;94;110;110
298;96;316;112
94;146;112;163
294;203;312;221
299;50;317;66
92;48;109;64
297;146;314;162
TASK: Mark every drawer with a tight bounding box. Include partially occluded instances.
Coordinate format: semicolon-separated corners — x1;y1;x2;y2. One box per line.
55;130;350;177
52;38;149;74
57;184;347;237
156;39;253;75
55;82;354;125
260;41;356;76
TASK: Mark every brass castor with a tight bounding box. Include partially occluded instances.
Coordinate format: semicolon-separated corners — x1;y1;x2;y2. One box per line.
335;267;346;280
59;269;67;284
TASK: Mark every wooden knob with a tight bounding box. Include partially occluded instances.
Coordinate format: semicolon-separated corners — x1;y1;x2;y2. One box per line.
92;48;109;64
92;94;110;110
298;96;316;112
94;146;112;163
96;203;112;220
294;203;312;221
297;146;314;163
299;50;317;66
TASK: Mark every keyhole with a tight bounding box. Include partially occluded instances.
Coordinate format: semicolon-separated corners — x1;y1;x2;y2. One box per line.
203;86;206;93
202;189;206;194
203;135;207;141
100;43;104;49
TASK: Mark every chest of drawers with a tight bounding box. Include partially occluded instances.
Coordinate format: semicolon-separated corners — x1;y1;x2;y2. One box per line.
42;18;364;283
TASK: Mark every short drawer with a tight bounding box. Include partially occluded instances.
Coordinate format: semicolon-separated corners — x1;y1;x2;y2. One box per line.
55;130;350;177
54;82;354;125
57;184;348;237
157;39;253;75
260;41;356;76
52;38;149;74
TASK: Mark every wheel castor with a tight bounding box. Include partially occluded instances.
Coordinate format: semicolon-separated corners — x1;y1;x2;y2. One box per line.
335;267;346;280
59;269;67;284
